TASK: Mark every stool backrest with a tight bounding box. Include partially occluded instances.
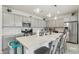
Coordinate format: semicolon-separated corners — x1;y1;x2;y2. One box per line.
61;33;67;46
60;33;67;53
49;36;62;54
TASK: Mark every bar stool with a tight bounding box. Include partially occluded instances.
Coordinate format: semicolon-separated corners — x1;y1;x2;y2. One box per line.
8;40;22;54
34;41;53;54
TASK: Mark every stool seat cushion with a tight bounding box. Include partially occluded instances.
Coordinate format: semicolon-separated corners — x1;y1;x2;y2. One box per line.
34;46;49;54
9;41;21;48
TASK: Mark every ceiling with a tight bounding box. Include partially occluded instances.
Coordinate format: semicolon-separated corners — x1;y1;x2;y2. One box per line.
4;5;79;19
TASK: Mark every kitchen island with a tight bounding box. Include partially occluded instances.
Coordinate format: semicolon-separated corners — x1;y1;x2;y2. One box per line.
16;33;63;54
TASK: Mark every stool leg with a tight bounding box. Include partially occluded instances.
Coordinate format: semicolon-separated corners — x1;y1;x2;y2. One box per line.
22;45;24;54
14;48;17;54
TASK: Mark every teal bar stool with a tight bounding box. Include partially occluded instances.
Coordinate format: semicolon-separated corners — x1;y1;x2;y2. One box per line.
9;40;22;54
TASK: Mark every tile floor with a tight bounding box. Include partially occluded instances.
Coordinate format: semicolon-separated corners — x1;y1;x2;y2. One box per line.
2;43;79;54
66;43;79;54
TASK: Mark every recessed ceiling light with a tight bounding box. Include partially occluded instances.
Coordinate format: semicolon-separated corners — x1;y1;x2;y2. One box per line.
47;13;51;17
54;16;57;20
33;8;40;13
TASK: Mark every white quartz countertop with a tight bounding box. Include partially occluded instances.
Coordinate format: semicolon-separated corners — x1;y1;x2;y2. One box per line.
16;33;63;50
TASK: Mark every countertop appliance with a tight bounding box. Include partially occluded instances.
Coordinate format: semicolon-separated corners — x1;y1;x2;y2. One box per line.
21;28;33;36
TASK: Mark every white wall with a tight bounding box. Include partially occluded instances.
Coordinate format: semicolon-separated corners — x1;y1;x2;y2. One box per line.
0;5;2;54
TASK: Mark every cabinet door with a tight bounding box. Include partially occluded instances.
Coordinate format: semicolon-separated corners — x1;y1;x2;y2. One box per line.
71;16;77;21
43;21;46;27
41;20;46;27
31;19;34;27
31;19;37;27
14;15;22;26
48;20;55;27
3;13;14;26
55;20;64;27
37;20;40;27
23;17;30;23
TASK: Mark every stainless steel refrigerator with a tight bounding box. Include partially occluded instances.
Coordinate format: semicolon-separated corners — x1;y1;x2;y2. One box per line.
66;21;78;44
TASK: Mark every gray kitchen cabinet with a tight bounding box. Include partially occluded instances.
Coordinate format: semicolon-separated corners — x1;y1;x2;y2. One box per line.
36;20;44;28
55;20;64;27
23;17;30;23
48;20;56;27
31;19;46;28
3;13;14;26
70;15;77;21
36;19;42;28
41;20;46;27
31;19;35;27
14;15;23;26
36;20;40;27
31;19;38;28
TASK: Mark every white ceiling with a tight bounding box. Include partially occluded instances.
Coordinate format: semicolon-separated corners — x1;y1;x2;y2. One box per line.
5;5;79;19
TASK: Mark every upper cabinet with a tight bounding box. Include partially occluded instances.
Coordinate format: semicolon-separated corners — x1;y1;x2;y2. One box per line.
23;17;30;23
38;20;44;27
64;15;77;22
2;12;46;28
31;19;46;28
3;13;23;27
48;20;56;27
55;20;64;27
3;13;14;26
14;15;23;26
31;19;38;27
47;20;64;27
70;15;77;21
41;20;46;27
